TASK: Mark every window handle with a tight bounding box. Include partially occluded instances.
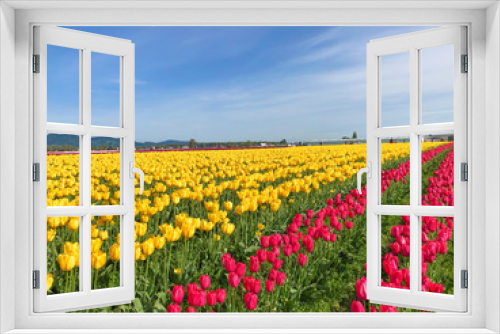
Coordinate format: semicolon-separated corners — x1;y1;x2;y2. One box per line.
129;162;144;195
356;162;371;195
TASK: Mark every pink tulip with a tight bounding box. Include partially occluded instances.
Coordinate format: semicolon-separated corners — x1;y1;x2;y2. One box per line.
216;288;227;303
200;275;211;290
171;285;185;304
351;300;365;312
167;304;181;313
244;293;258;310
250;256;260;273
355;277;367;301
298;253;307;266
265;279;275;292
228;272;240;288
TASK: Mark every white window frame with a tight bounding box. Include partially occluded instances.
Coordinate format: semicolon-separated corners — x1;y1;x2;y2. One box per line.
33;26;136;312
366;26;467;312
0;2;499;333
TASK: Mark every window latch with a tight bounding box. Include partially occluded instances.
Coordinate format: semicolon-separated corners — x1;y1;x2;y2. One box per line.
33;54;40;73
461;162;468;182
33;163;40;182
461;270;468;289
356;162;371;195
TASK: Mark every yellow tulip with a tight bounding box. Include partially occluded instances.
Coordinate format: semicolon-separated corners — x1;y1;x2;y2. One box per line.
99;230;108;241
68;217;79;231
47;229;56;242
91;250;107;270
91;238;102;252
153;235;166;250
258;223;265;230
47;274;54;291
221;222;235;235
109;243;120;261
224;201;233;211
142;239;155;256
174;268;181;275
57;253;76;272
181;225;196;239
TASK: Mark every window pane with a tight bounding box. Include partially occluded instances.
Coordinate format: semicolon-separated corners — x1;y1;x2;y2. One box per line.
381;137;410;205
421;216;454;295
47;134;80;207
91;52;121;127
47;216;80;295
91;215;121;290
91;137;121;206
421;45;454;124
380;215;410;291
47;45;80;124
381;52;410;127
421;135;454;206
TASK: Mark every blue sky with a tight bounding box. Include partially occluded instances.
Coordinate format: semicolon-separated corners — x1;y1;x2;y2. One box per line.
47;26;454;142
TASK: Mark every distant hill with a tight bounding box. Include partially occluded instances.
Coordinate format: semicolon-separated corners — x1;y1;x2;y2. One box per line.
47;134;187;149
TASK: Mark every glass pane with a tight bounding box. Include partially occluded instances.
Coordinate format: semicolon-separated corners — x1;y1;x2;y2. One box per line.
91;137;121;206
380;215;410;291
47;134;80;207
381;137;410;205
421;135;454;206
91;52;121;127
47;216;80;295
381;52;410;127
421;216;454;295
47;45;80;124
421;45;454;124
91;215;121;290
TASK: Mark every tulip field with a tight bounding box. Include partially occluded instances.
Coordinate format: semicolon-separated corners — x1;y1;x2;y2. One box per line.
45;142;455;312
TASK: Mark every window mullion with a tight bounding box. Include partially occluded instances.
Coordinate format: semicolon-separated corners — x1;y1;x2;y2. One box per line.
409;47;420;295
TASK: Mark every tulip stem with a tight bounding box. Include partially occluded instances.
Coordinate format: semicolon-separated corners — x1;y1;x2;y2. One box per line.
65;271;69;294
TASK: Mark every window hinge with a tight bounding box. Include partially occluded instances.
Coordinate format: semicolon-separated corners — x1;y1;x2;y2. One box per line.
33;54;40;73
461;270;468;289
33;270;40;289
33;163;40;182
461;54;468;73
461;162;468;181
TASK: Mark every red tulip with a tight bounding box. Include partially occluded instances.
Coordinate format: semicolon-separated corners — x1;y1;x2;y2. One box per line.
298;253;307;266
253;279;261;294
276;271;286;286
306;210;314;219
269;269;277;281
260;236;269;248
207;291;217;306
244;292;258;310
228;272;240;288
216;288;227;303
345;221;354;229
171;285;185;304
292;242;301;253
370;306;378;312
283;245;292;257
351;300;365;312
355;277;367;301
256;249;267;263
186;306;196;313
250;256;260;273
380;305;397;312
243;276;255;292
224;257;236;272
390;242;401;255
265;279;275;292
273;259;283;270
330;233;337;242
270;234;281;247
167;303;181;313
266;251;276;263
200;275;211;290
235;262;246;278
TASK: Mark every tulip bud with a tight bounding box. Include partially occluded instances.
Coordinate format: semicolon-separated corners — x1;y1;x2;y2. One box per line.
298;253;307;266
228;272;240;288
171;285;185;304
244;293;258;311
216;288;227;303
256;249;267;263
186;306;196;313
355;277;367;301
269;269;277;281
200;275;211;290
167;304;181;313
273;259;283;270
265;279;275;292
351;300;365;312
207;291;217;306
276;271;286;286
249;256;260;273
235;262;246;278
260;236;269;248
